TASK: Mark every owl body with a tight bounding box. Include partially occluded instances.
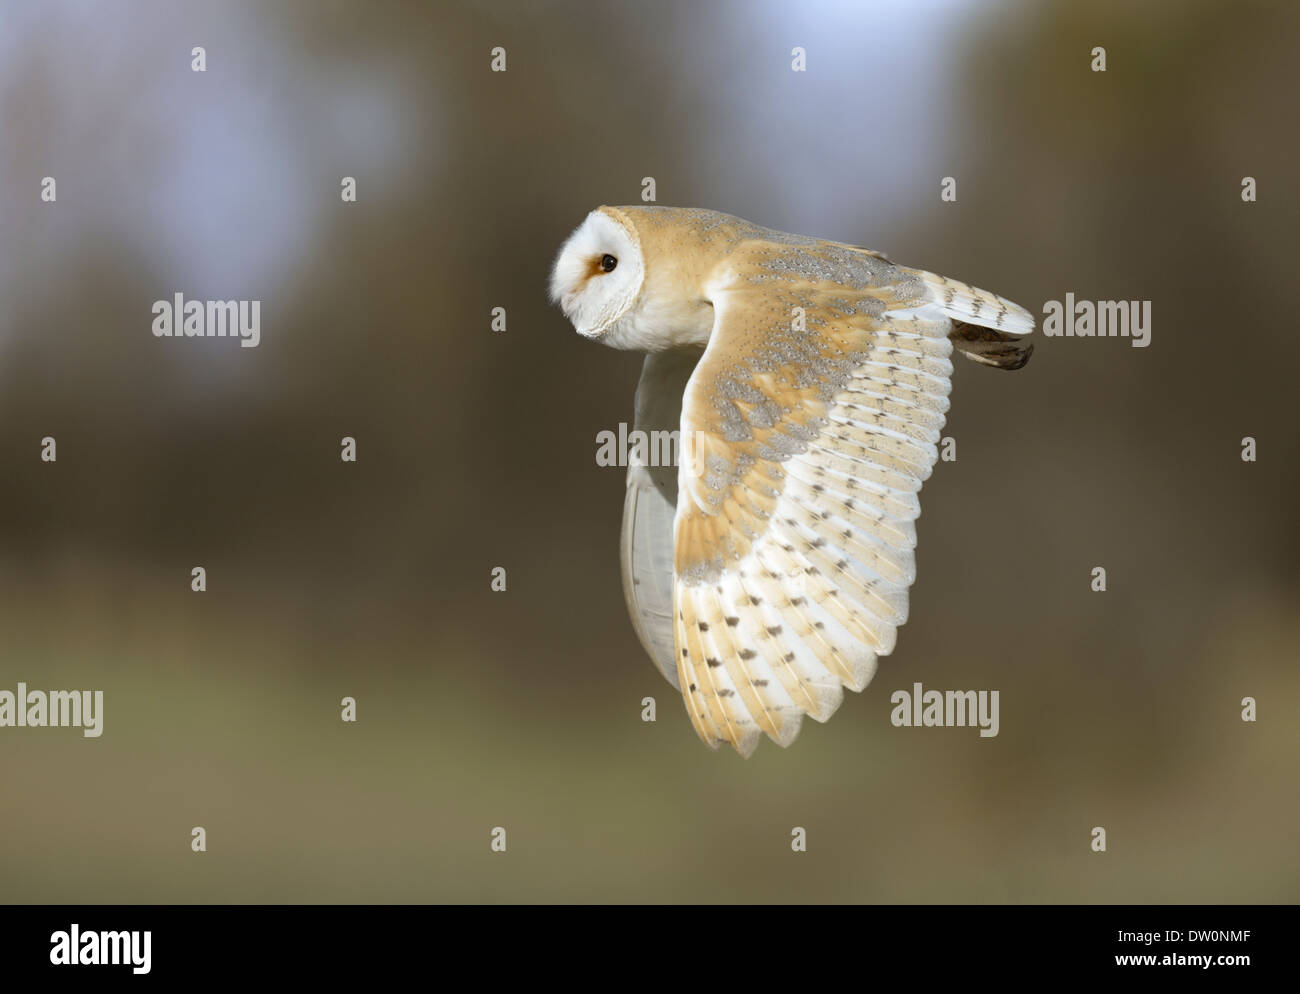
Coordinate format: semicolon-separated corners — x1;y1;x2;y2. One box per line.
551;206;1033;756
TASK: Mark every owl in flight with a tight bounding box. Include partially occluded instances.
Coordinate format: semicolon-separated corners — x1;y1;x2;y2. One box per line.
550;206;1033;756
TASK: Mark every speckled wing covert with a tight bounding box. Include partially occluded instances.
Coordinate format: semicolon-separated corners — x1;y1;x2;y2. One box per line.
661;236;1033;755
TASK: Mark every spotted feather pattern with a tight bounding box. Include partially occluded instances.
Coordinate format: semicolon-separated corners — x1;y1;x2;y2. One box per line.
588;207;1032;756
670;241;1018;755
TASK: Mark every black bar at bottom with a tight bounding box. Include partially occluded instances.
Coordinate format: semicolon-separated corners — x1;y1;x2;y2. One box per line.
0;904;1289;981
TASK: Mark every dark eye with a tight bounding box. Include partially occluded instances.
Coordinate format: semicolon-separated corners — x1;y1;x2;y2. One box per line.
600;254;618;273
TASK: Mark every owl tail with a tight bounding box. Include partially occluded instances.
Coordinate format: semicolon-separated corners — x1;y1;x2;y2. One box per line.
948;321;1034;370
914;271;1035;370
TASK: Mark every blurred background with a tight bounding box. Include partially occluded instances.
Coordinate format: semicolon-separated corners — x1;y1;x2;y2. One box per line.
1;0;1297;903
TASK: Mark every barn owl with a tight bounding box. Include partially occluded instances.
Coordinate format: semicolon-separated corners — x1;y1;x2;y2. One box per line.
550;206;1033;756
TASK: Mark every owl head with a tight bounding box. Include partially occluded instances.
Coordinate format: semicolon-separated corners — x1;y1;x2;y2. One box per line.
549;207;646;340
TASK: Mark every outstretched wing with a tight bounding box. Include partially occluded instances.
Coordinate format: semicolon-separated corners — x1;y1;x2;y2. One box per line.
671;242;1031;755
620;349;702;689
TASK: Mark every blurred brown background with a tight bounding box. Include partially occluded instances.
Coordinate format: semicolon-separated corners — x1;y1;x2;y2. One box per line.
1;0;1296;903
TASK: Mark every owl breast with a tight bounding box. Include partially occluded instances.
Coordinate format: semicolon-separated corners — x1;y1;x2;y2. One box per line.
602;281;715;352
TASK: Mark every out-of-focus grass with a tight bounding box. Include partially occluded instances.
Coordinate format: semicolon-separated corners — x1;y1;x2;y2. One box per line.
2;568;1294;903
